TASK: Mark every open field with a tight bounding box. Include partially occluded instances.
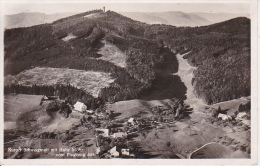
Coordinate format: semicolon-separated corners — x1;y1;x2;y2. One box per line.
38;113;80;134
130;109;250;159
189;142;232;158
5;111;95;159
4;94;43;122
84;12;103;19
5;67;115;97
4;95;86;159
209;96;250;111
106;99;172;119
97;40;127;67
62;33;77;41
107;96;250;158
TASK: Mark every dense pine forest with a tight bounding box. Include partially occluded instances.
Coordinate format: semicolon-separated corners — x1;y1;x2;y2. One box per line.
4;10;250;104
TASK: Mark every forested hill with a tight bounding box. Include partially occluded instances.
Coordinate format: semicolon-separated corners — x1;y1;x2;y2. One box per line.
127;16;250;104
159;17;250;104
4;10;250;104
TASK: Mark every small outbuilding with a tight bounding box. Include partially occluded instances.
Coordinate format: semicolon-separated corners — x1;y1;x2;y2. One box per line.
95;128;109;137
43;95;49;100
86;110;94;114
236;112;247;119
121;148;130;156
128;118;137;126
96;147;101;155
74;101;87;113
112;132;127;138
109;146;119;157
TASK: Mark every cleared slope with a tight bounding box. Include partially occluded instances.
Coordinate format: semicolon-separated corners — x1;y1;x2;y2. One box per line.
159;17;250;104
174;52;207;112
5;67;115;98
106;99;171;119
97;40;127;67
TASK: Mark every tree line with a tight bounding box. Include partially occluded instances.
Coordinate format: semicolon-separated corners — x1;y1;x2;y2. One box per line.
4;84;102;109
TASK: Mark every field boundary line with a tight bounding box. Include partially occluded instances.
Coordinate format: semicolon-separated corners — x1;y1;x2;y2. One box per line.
187;142;217;159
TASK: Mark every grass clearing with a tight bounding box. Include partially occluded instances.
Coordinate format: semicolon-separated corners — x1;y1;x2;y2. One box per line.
84;13;102;19
5;67;115;97
175;53;207;112
4;94;43;122
209;96;250;111
62;33;77;41
107;99;171;119
39;114;80;133
97;40;127;67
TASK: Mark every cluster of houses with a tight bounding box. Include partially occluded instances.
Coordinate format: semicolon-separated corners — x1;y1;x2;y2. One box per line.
70;101;138;158
96;145;133;158
95;128;128;138
106;146;134;158
94;118;139;158
70;101;188;158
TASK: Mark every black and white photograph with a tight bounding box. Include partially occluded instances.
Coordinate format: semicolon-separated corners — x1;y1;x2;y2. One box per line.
0;0;257;164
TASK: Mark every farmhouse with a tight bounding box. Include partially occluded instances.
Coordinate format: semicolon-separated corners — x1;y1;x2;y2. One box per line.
218;113;232;121
73;101;87;113
109;146;119;157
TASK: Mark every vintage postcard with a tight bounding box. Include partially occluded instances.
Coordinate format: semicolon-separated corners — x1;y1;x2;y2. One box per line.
0;0;257;165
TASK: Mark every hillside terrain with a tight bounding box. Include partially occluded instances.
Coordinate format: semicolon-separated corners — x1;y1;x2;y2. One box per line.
159;17;250;104
4;9;251;159
4;10;250;104
4;93;250;159
5;67;114;98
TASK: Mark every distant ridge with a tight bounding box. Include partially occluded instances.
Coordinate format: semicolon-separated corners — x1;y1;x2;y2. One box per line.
5;11;249;29
120;11;249;27
5;12;78;29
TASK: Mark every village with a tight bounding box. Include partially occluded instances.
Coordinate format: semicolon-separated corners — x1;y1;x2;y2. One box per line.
61;99;188;159
60;95;250;159
4;94;250;159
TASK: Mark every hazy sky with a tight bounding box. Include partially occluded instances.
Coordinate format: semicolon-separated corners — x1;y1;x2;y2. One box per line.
2;0;250;15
